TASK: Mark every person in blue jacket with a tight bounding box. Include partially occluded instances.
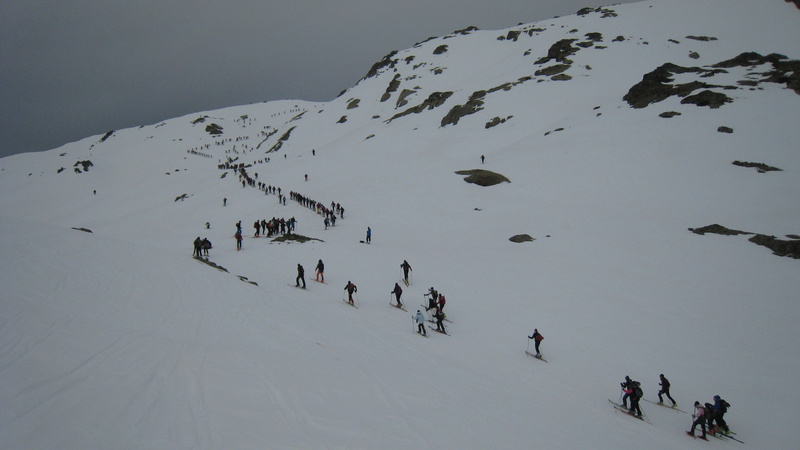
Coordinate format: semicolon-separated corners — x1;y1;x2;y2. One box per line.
711;395;731;434
414;310;427;336
365;227;371;243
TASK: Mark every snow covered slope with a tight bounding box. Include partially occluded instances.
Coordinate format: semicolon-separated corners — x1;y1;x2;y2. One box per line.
1;0;799;448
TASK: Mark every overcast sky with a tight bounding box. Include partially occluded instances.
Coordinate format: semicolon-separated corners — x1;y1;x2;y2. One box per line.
0;0;637;158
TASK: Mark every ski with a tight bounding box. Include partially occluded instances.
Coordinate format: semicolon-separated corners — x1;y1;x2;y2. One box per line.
608;399;626;408
312;279;326;284
642;398;688;414
524;351;548;363
343;300;358;308
288;283;308;290
420;306;453;323
608;400;650;424
427;325;449;336
390;303;407;312
415;331;429;338
685;431;708;441
710;431;744;444
402;279;409;287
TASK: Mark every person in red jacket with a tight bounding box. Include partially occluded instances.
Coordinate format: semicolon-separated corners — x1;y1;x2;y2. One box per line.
235;230;243;251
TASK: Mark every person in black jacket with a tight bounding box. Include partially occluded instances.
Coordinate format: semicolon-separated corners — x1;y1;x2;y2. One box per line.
624;381;643;416
193;237;202;257
296;264;306;289
391;283;403;307
400;260;412;284
344;281;357;304
424;287;438;311
528;329;544;358
315;259;324;282
657;374;677;406
433;307;446;333
620;376;633;408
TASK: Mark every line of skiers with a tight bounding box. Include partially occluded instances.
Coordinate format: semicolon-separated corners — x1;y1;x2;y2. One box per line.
252;217;296;237
292;259;449;335
323;215;337;229
219;158;349;224
689;395;732;439
290;192;345;220
295;264;356;303
229;218;299;251
619;375;732;437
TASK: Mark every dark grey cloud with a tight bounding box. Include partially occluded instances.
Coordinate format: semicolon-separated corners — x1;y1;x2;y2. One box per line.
0;0;635;158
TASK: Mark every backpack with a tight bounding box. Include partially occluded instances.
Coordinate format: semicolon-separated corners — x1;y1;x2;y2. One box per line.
632;382;643;399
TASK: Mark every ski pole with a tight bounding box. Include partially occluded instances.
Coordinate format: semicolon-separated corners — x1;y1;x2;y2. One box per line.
526;337;531;353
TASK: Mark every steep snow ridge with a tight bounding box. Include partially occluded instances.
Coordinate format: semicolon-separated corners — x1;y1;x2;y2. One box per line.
1;0;799;448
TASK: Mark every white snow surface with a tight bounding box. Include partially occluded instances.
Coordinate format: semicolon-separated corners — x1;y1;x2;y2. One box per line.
2;0;800;448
